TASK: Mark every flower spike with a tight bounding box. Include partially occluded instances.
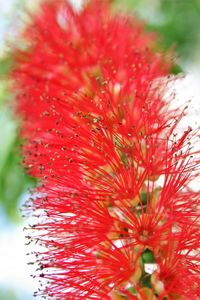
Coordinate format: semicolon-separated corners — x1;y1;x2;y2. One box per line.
12;0;200;299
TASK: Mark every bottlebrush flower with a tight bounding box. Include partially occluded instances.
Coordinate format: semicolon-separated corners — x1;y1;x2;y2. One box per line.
12;0;200;299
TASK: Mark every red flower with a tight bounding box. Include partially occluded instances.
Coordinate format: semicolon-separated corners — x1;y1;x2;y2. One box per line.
151;228;200;300
12;0;200;299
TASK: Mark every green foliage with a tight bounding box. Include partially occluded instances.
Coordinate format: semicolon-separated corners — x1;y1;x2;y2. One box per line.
140;274;152;289
170;63;183;75
115;0;200;60
128;286;137;295
147;0;200;58
0;288;18;300
0;57;13;76
0;57;34;222
142;249;155;263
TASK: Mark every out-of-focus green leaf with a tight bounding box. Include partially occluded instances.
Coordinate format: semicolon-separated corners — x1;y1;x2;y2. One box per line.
170;64;183;75
0;108;17;174
0;56;13;75
0;54;34;222
116;0;200;59
0;80;9;105
142;249;155;263
0;287;18;300
128;286;137;295
114;0;140;8
0;108;35;220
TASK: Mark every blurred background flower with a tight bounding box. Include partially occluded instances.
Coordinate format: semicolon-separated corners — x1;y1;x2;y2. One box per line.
0;0;199;299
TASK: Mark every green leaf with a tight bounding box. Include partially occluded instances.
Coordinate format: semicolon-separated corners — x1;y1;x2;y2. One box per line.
170;64;183;75
142;249;155;263
0;104;35;221
140;192;148;205
0;108;17;174
0;56;13;75
140;274;152;289
128;286;137;295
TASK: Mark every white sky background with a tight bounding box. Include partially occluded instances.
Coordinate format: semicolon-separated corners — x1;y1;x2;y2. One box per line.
0;0;200;300
0;218;42;300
